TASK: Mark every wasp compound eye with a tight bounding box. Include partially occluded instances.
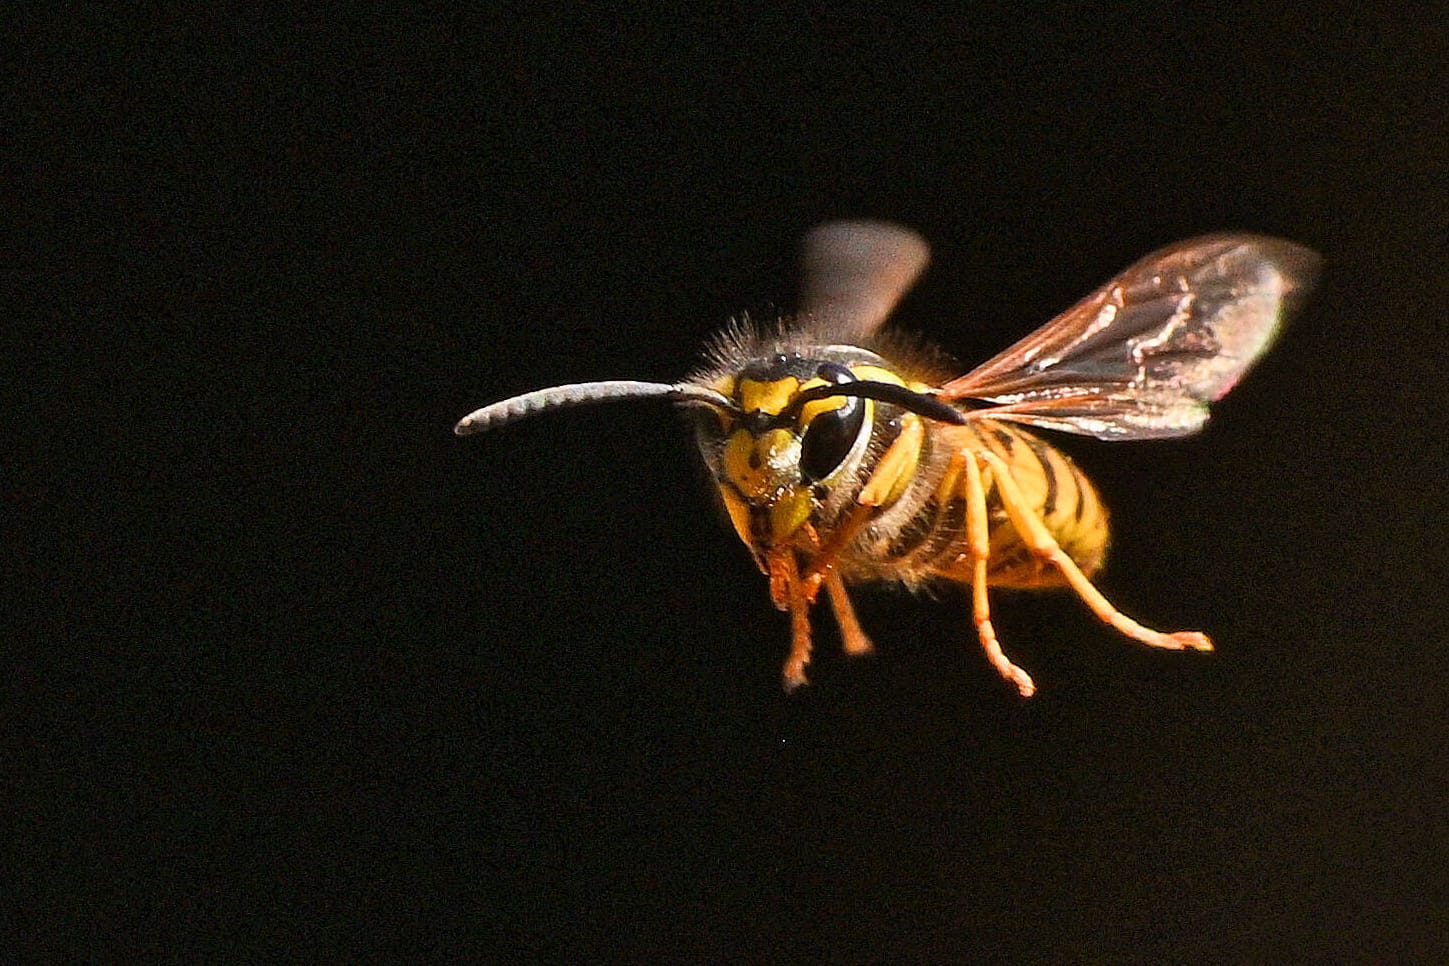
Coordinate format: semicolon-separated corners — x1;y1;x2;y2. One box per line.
800;394;866;482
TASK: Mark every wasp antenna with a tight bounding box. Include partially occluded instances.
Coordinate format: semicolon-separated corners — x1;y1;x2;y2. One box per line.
785;381;967;425
454;380;733;435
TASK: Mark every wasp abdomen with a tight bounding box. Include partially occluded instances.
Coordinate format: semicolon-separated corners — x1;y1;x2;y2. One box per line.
848;420;1105;589
965;420;1108;589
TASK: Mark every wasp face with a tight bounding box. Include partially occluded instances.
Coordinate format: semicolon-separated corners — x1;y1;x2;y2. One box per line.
693;348;888;556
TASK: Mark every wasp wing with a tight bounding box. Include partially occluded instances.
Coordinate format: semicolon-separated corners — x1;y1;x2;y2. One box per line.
940;234;1320;440
797;220;932;343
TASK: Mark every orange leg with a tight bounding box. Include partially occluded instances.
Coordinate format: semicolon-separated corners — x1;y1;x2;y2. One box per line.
825;571;874;656
769;547;814;691
977;450;1213;653
963;452;1037;697
799;503;875;603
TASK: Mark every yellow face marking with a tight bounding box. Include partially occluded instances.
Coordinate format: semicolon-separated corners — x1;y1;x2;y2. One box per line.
723;428;799;502
737;376;800;416
716;483;755;549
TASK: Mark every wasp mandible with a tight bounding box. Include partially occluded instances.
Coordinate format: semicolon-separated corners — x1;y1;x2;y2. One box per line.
457;222;1319;696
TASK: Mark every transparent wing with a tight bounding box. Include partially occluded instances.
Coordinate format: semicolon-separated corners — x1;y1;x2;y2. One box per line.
941;233;1320;440
797;220;931;343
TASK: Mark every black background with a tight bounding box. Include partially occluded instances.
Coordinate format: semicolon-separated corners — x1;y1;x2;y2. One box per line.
13;7;1449;961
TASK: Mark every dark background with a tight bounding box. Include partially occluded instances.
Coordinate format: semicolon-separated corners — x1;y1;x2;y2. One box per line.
13;7;1449;961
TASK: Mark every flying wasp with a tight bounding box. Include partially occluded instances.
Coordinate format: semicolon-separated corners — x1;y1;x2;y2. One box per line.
456;222;1318;696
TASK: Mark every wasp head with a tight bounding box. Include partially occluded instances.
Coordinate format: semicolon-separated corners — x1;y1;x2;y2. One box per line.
687;347;953;562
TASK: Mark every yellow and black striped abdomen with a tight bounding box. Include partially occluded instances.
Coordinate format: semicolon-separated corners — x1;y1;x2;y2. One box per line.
960;419;1108;588
852;419;1108;590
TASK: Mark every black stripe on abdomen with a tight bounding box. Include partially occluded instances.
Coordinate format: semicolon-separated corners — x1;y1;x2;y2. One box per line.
1023;434;1058;519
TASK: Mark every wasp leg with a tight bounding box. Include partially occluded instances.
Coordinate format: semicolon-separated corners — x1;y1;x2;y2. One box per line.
964;452;1037;697
799;504;874;604
784;580;813;691
824;570;874;656
977;450;1213;654
770;547;815;691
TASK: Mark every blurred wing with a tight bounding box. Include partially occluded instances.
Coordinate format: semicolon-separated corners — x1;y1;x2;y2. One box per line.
941;234;1320;440
797;220;931;343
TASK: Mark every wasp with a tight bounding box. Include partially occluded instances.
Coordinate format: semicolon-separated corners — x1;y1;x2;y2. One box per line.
457;222;1318;696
